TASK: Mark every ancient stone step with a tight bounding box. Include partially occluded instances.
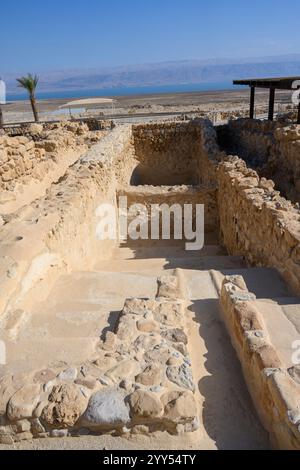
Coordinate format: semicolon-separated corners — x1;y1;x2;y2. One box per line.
111;244;227;260
252;297;300;367
211;267;291;299
4;270;161;338
181;269;219;301
1;337;100;376
31;270;159;304
94;255;246;272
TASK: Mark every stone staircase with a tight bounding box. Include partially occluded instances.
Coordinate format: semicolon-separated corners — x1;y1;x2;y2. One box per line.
3;240;290;448
3;243;247;372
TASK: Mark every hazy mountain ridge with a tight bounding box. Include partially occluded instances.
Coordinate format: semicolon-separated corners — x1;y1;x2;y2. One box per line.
3;54;300;94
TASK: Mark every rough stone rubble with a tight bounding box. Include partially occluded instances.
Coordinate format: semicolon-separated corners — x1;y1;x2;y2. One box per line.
0;121;106;214
0;274;199;443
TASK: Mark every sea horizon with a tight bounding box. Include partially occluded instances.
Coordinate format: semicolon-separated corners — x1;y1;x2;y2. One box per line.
6;81;241;102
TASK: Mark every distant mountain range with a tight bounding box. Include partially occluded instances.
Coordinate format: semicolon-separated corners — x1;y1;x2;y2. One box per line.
3;54;300;95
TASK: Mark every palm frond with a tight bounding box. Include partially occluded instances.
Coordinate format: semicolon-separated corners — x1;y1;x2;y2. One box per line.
16;73;39;94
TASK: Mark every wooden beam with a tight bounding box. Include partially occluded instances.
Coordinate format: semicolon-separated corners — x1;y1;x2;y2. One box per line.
233;77;300;91
268;88;275;121
298;101;300;124
250;86;255;119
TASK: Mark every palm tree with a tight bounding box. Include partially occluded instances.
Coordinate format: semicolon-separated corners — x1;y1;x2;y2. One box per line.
16;74;39;122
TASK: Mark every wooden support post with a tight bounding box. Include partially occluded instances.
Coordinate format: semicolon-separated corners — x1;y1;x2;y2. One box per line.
268;88;275;121
297;101;300;124
250;86;255;119
0;105;3;128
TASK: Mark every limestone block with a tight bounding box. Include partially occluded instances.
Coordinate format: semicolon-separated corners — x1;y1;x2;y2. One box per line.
152;302;184;327
2;169;16;182
288;366;300;385
81;389;130;428
7;384;41;421
105;359;140;383
128;390;163;419
157;275;180;300
116;315;137;342
137;319;159;333
135;365;163;387
161;328;188;345
123;298;156;316
162;390;198;425
166;363;195;392
14;432;33;442
28;123;44;135
41;383;88;427
58;367;78;382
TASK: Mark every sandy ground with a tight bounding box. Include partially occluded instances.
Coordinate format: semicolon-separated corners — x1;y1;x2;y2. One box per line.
2;88;293;124
0;432;213;451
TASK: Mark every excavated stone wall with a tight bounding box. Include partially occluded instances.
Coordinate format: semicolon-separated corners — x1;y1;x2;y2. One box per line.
3;119;114;136
0;121;219;323
217;155;300;294
193;119;300;295
201;119;300;448
128;120;220;236
0;125;132;319
119;185;218;236
0;136;43;186
0;122;106;214
218;119;300;203
217;119;282;166
132;122;203;186
1;118;299;446
2;118;298;324
220;275;300;450
130;120;219;189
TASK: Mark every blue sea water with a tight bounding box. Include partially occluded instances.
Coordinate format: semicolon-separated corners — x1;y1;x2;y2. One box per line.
6;81;242;102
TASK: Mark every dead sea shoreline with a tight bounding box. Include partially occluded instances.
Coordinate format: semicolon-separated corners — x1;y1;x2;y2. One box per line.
2;88;292;125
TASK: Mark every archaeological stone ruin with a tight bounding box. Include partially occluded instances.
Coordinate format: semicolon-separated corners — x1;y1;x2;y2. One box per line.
0;118;300;449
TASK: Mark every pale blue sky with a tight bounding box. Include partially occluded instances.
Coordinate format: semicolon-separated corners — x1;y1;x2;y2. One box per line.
2;0;300;72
